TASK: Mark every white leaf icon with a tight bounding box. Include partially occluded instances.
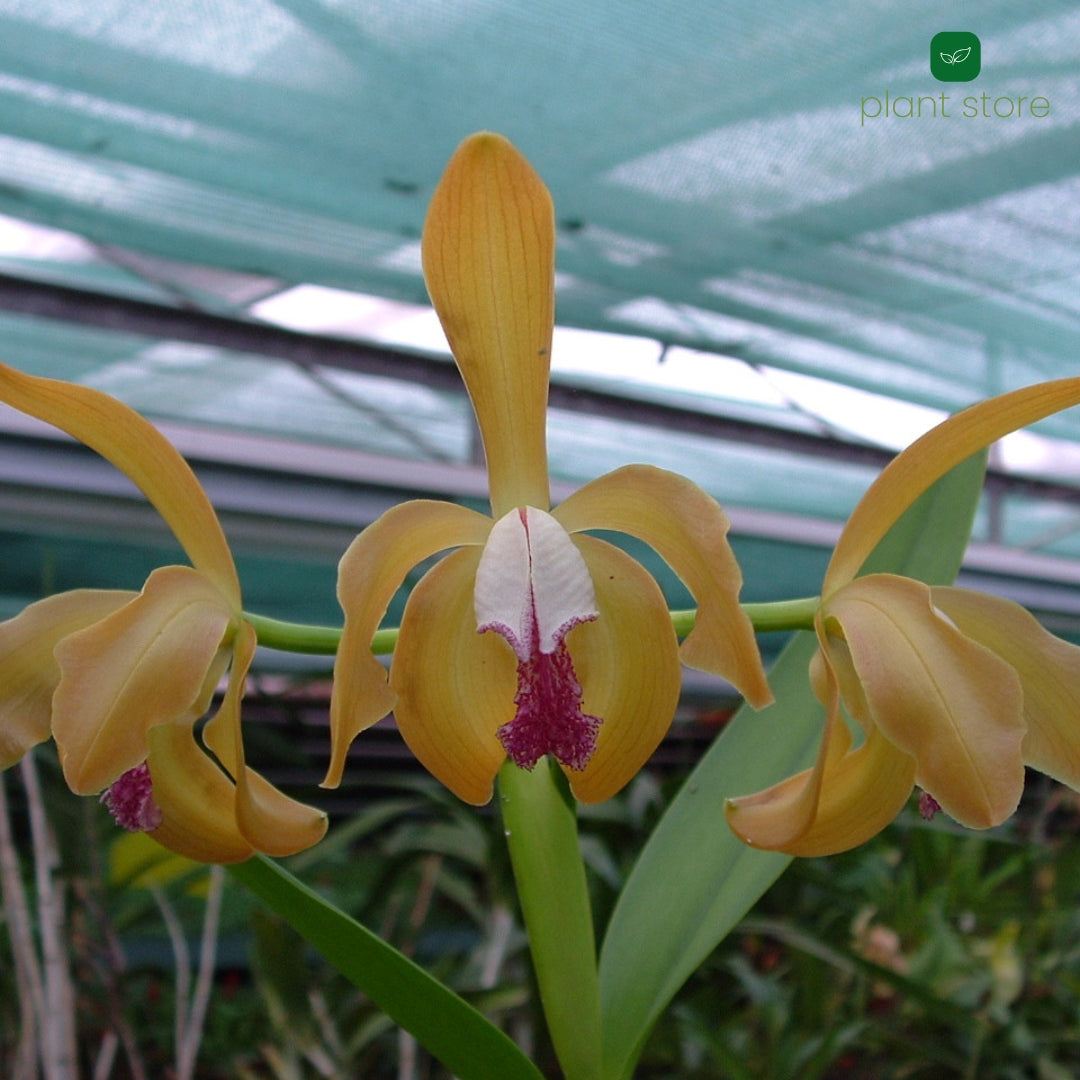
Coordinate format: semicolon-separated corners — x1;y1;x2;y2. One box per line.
950;46;971;63
939;51;955;64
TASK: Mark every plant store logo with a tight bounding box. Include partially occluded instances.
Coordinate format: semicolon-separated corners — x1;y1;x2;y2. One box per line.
931;31;980;81
860;30;1051;126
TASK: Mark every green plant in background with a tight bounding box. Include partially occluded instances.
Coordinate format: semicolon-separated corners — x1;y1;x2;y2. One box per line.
3;131;1080;1080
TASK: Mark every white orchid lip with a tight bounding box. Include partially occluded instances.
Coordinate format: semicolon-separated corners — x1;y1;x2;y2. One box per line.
474;506;601;772
475;507;598;658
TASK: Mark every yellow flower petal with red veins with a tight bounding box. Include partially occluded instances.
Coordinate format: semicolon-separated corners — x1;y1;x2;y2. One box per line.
561;535;682;804
52;566;233;794
145;721;254;864
931;587;1080;790
422;132;555;518
328;499;492;787
203;622;328;857
553;464;771;708
391;547;516;805
826;574;1026;828
0;362;239;603
0;589;132;768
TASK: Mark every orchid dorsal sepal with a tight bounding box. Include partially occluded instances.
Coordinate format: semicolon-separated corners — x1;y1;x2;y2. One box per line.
827;377;1080;592
422;132;555;519
0;361;240;602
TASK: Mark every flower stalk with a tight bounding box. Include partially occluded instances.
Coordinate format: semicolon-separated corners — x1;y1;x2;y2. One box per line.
242;596;822;658
500;760;602;1080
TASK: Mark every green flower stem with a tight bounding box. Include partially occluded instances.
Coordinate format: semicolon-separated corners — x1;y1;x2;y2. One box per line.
242;613;396;655
672;596;819;637
244;597;820;658
499;760;603;1080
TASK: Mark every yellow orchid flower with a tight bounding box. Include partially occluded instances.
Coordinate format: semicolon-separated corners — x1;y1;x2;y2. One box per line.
327;132;771;806
727;378;1080;856
0;363;327;862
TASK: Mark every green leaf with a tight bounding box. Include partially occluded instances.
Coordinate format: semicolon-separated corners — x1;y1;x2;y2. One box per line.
858;449;986;584
597;632;818;1080
596;450;987;1080
229;855;543;1080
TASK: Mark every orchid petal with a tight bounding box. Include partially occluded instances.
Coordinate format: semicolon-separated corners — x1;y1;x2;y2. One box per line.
422;133;555;517
475;507;598;658
932;587;1080;790
145;721;255;864
0;589;132;767
561;535;682;804
827;574;1026;828
52;566;233;794
553;464;771;708
203;621;328;857
391;547;515;805
726;642;917;855
327;499;491;788
827;378;1080;592
727;725;917;857
0;362;240;603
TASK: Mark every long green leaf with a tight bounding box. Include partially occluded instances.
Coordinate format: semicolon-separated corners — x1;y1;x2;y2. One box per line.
597;451;987;1080
229;855;543;1080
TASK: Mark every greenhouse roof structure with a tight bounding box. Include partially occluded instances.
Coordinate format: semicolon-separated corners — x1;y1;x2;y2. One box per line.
1;0;1080;672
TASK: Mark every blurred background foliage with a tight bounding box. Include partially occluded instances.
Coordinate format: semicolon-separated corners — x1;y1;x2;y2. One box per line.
4;740;1080;1079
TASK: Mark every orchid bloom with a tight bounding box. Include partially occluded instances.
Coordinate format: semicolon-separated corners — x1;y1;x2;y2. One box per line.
727;378;1080;856
0;363;327;863
327;132;771;804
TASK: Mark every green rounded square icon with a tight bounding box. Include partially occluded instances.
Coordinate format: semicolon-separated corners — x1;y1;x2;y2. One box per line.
932;31;981;81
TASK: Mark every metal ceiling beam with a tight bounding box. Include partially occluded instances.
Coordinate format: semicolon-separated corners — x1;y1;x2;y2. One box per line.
0;269;1077;513
0;268;904;470
7;422;1080;599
